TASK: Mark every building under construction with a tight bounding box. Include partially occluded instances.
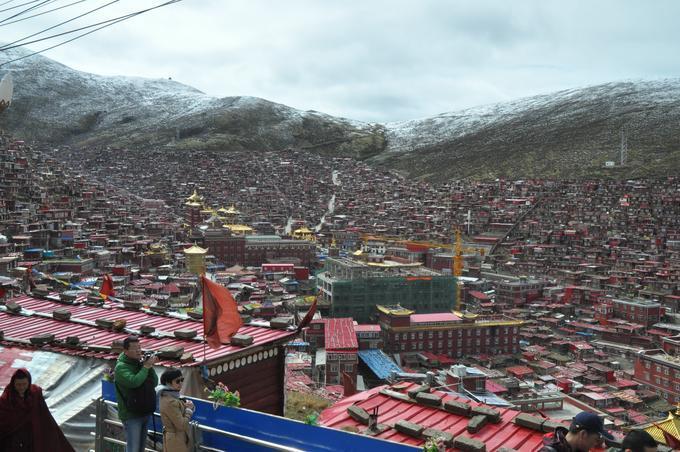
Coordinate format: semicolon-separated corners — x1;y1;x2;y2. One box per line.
317;256;456;323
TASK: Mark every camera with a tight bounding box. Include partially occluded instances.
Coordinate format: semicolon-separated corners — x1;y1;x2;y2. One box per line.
142;350;156;361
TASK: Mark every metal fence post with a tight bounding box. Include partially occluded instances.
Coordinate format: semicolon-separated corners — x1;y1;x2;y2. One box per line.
95;397;104;452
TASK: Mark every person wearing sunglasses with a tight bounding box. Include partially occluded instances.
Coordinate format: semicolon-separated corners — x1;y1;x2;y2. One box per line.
157;369;195;452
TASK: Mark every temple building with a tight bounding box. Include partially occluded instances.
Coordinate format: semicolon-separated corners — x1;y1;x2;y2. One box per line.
637;405;680;448
184;244;207;275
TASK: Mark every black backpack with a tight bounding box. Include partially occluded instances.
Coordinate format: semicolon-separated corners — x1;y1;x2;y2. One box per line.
118;371;156;415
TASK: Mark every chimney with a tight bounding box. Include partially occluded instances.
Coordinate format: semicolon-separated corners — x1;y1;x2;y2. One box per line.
342;372;356;397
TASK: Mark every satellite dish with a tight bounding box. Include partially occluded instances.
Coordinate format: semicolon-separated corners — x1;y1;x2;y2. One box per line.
0;73;14;113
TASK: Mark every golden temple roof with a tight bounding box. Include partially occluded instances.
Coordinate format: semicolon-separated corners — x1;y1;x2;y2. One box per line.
224;224;254;232
185;190;203;203
225;205;240;215
642;405;680;446
376;304;414;316
294;226;314;234
183;245;208;255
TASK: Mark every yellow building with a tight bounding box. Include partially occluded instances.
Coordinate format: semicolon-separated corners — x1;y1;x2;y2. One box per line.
224;224;254;235
184;190;203;207
292;226;315;241
184;244;208;275
640;405;680;447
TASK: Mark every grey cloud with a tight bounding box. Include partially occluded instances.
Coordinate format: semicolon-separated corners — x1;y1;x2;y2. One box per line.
3;0;680;122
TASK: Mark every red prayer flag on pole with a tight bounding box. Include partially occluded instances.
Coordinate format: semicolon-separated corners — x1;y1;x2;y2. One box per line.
661;426;680;449
202;275;243;349
296;296;318;333
99;274;115;299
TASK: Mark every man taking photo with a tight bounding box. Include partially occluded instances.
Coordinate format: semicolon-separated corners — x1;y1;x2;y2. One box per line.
114;335;159;452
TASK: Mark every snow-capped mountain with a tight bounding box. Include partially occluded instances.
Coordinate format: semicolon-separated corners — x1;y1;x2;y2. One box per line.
377;79;680;180
0;46;384;159
1;46;679;180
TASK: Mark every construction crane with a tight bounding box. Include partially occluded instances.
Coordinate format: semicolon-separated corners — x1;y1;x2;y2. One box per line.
452;229;464;311
360;233;486;255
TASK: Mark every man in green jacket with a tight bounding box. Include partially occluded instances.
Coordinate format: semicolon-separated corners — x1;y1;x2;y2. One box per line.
114;335;159;452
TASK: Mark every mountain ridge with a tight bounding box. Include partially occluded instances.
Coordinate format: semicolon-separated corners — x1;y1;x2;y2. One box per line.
1;46;679;180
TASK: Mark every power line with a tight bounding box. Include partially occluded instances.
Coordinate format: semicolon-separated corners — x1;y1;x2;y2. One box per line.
0;0;41;14
0;0;118;50
0;0;183;67
0;0;88;27
0;0;21;9
0;6;133;52
0;0;56;24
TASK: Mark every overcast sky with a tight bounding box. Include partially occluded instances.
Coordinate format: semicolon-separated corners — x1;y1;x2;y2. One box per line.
3;0;680;122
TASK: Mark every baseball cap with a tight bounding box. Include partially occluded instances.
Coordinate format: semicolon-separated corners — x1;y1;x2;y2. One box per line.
571;412;613;440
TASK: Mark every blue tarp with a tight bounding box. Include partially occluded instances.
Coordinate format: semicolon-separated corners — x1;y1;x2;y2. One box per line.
357;349;403;380
102;381;416;451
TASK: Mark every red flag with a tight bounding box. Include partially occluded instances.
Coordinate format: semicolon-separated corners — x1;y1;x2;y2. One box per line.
661;426;680;449
296;296;318;333
202;276;243;349
99;274;115;299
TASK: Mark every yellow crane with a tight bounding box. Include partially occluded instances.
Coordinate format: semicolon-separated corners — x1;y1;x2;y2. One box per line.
452;229;464;311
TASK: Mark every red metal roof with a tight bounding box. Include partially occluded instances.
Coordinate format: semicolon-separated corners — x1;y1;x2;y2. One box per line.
1;295;297;366
319;382;548;451
506;365;534;377
324;318;358;352
468;290;490;301
410;313;461;324
354;324;381;333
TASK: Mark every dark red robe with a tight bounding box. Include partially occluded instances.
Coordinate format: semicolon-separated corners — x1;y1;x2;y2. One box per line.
0;368;74;452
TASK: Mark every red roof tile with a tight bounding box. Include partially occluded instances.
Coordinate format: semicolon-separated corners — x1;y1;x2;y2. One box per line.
319;382;548;451
410;313;461;323
324;318;358;352
1;295;296;366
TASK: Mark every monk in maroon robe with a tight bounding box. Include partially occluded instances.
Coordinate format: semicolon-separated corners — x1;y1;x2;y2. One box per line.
0;368;74;452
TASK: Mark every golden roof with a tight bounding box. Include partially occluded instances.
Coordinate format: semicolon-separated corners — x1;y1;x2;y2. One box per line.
376;304;414;316
225;205;240;215
643;407;680;446
224;224;253;232
185;190;203;203
184;201;202;207
294;227;314;234
183;245;208;255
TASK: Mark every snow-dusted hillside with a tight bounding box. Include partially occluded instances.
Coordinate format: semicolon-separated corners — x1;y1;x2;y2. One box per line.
378;79;680;179
0;46;382;157
384;80;680;155
1;46;679;179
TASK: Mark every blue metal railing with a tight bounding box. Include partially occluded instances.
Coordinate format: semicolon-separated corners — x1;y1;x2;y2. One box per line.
100;381;417;451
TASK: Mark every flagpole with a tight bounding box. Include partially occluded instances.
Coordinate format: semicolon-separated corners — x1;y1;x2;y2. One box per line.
200;274;207;364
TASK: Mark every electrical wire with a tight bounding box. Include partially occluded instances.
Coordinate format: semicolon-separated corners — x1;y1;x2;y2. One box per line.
0;0;183;67
0;0;20;9
0;0;88;27
0;0;56;24
0;0;118;50
0;0;40;14
0;6;136;51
